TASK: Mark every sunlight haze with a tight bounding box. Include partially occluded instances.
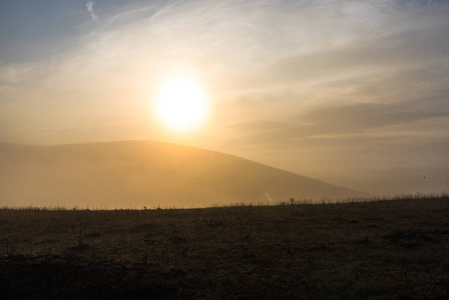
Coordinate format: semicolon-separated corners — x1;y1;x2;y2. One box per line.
1;0;448;198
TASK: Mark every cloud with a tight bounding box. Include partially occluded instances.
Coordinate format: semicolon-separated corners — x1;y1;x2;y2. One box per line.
301;98;449;134
86;1;99;21
226;97;449;147
268;24;449;84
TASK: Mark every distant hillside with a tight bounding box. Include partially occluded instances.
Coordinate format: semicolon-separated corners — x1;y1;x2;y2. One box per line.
0;141;367;208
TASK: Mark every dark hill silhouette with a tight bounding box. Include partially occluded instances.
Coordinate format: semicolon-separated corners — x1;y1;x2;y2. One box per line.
0;141;367;208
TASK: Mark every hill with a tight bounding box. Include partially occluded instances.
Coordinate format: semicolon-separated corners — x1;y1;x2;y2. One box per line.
0;140;366;208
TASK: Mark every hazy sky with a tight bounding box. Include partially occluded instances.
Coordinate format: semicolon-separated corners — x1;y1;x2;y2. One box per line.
1;0;448;195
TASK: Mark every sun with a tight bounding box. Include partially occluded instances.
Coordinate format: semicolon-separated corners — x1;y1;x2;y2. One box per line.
154;78;209;131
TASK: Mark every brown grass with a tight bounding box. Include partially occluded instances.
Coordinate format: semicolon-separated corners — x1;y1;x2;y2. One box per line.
1;195;449;299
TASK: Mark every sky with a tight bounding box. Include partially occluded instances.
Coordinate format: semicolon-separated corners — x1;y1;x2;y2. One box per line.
1;0;449;196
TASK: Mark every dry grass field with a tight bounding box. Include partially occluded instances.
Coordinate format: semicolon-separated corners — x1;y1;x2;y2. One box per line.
1;195;449;299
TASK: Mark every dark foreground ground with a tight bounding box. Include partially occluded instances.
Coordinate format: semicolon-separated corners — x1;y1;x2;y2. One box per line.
1;196;449;299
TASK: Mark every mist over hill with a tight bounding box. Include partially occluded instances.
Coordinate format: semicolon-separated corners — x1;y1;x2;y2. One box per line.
0;141;367;208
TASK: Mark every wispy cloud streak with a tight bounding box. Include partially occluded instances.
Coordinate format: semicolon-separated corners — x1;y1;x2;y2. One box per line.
86;1;99;21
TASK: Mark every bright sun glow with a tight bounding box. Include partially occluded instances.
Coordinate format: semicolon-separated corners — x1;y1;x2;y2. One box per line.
155;78;209;131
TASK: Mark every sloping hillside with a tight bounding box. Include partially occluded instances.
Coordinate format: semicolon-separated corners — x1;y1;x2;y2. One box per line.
0;141;366;208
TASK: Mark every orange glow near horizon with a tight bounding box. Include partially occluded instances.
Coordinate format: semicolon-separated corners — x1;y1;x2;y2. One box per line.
154;78;209;132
